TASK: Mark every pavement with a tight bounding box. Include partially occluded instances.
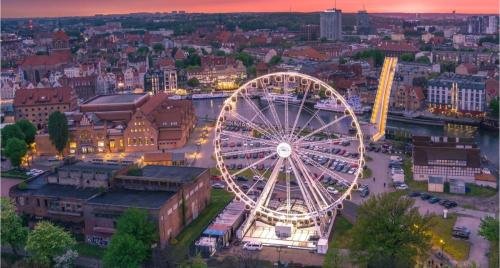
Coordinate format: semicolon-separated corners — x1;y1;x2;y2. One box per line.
455;216;490;268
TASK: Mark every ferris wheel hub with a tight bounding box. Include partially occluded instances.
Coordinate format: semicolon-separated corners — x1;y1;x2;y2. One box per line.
276;142;292;158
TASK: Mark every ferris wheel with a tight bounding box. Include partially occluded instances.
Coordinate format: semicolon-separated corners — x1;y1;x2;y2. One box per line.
213;72;365;233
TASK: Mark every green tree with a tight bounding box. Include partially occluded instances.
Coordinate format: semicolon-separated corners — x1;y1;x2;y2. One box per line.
478;216;499;242
153;43;165;53
181;253;208;268
16;119;37;144
1;197;28;256
415;56;431;64
412;76;428;88
25;221;76;266
1;124;25;148
187;77;200;87
4;138;28;167
235;52;254;67
103;234;148;268
269;55;282;66
348;193;432;267
440;61;457;73
116;208;157;247
400;53;415;62
489;98;499;118
353;49;384;67
48;111;69;156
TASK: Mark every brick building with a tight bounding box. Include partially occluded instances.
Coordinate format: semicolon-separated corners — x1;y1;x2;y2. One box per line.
390;85;425;112
13;87;78;129
10;162;211;248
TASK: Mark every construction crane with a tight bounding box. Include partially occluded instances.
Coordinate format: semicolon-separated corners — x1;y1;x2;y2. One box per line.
369;57;398;142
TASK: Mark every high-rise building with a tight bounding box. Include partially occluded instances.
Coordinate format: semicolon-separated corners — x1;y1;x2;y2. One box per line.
320;9;342;41
356;10;373;35
144;69;178;94
467;15;499;34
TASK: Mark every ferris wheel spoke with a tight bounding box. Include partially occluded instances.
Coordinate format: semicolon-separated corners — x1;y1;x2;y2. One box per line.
289;80;311;140
254;157;284;211
221;146;275;157
288;156;322;219
297;152;353;186
299;148;358;165
261;85;284;136
297;136;358;148
231;152;277;177
291;154;330;208
220;130;277;147
231;112;280;140
293;109;321;140
295;114;349;144
284;74;290;137
292;154;335;205
240;91;282;138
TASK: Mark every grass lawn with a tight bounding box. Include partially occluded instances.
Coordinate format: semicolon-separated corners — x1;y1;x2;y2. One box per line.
488;241;499;268
75;243;105;259
465;184;497;198
403;158;428;192
429;214;470;261
173;189;233;254
323;216;353;268
362;167;372;179
1;169;29;179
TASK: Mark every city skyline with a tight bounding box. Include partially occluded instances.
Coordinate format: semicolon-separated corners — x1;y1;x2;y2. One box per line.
1;0;498;18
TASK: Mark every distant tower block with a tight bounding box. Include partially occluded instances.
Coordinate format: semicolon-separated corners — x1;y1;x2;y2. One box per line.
370;57;398;142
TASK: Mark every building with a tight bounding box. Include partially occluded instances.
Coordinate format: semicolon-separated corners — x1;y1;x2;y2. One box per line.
13;87;78;129
186;56;246;90
10;162;211;248
413;136;482;183
390;85;425;112
467;15;498;34
301;24;320;41
427;74;486;117
455;63;478;75
59;75;97;101
144;69;166;94
84;165;211;247
320;9;342;41
428;176;444;192
356;10;373;35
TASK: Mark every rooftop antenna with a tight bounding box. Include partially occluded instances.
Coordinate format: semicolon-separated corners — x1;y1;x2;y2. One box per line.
335;0;337;9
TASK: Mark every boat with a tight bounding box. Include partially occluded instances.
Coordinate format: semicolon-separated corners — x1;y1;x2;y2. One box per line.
192;92;230;99
260;93;301;104
168;95;187;100
314;95;365;114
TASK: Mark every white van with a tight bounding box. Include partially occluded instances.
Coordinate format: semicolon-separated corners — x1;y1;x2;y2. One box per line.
242;241;263;251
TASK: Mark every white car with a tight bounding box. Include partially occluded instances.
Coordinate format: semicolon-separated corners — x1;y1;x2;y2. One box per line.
327;186;339;195
395;183;409;190
211;183;226;189
253;175;262;181
243;242;263;251
348;168;356;174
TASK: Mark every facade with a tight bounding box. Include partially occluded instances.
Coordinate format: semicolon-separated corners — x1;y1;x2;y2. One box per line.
467;15;498;34
356;10;373;35
413;136;482;183
320;9;342;41
427;74;486;116
300;24;320;41
59;75;97;101
10;162;211;248
13;87;78;129
390;85;425;112
144;69;178;94
186;56;246;89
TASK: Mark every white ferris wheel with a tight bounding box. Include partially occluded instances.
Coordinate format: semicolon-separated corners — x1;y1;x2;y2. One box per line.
214;72;365;236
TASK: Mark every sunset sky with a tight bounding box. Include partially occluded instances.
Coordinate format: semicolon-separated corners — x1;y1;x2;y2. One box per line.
2;0;498;18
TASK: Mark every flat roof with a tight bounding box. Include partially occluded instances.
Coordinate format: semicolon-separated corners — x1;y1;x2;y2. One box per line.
141;165;207;183
58;161;126;172
83;93;148;105
30;184;100;199
87;189;175;209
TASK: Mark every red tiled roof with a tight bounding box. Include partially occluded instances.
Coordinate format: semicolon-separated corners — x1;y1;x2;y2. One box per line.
158;130;183;140
21;50;72;67
283;46;327;61
475;173;496;182
13;87;76;107
144;152;172;162
53;30;69;41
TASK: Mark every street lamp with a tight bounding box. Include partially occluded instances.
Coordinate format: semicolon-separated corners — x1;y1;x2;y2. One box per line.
439;239;445;256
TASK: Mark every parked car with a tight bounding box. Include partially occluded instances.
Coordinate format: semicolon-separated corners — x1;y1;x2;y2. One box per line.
327;186;339;195
243;242;263;251
420;193;431;200
428;197;441;204
395;183;408;190
408;192;421;197
452;227;470;239
212;183;226;189
360;188;370;197
236;176;248;181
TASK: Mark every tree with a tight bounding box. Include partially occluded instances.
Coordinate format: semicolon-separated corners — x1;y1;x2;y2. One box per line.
400;53;415;62
440;61;456;73
478;216;499;242
489;98;499;118
16;119;37;144
180;253;207;268
353;49;384;67
415;56;431;64
187;77;200;87
25;221;76;266
1;124;25;148
1;197;28;256
235;52;254;67
153;43;165;53
4;138;28;167
116;208;157;247
48;111;69;155
269;55;282;66
103;234;148;268
348;193;432;267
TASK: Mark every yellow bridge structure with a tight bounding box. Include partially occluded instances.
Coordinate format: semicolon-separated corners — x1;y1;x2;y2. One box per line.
370;57;398;142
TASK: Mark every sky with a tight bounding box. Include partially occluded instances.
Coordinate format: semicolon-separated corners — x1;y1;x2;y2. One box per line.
1;0;498;18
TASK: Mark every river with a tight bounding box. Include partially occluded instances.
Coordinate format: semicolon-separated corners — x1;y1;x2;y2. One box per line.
192;98;499;169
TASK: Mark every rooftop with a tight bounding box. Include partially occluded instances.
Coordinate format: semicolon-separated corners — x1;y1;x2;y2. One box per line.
87;189;175;209
57;161;126;173
83;93;148;105
16;184;100;200
141;165;207;183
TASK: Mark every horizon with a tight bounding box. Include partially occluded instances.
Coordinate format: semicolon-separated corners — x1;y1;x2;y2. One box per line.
1;0;498;19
